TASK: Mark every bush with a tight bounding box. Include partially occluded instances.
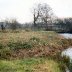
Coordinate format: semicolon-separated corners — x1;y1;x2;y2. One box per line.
69;61;72;72
30;37;40;42
0;48;11;59
7;42;32;50
62;55;70;68
29;37;42;47
0;44;3;49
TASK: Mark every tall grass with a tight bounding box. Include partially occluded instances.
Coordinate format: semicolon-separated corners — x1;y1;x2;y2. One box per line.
0;31;72;59
0;31;71;72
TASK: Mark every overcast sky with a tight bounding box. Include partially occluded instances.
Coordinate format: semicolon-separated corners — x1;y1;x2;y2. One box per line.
0;0;72;23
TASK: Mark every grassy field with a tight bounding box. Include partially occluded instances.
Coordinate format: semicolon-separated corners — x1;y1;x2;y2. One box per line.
0;30;72;59
0;30;72;72
0;31;63;59
0;58;62;72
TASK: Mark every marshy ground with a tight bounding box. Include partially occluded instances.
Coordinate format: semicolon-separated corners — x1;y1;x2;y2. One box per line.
0;30;72;72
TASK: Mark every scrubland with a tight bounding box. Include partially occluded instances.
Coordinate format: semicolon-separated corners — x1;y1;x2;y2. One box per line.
0;30;72;72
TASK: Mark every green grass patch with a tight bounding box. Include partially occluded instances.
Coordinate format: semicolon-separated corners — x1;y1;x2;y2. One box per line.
7;42;32;50
0;58;62;72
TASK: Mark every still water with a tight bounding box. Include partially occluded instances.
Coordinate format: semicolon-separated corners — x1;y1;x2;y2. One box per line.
60;33;72;59
60;33;72;72
60;33;72;39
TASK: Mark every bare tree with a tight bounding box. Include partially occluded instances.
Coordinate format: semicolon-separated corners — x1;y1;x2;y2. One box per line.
32;4;40;27
4;18;20;30
32;3;53;28
10;19;18;30
39;3;53;23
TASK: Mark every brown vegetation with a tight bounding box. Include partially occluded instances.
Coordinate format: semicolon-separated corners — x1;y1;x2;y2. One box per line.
0;31;72;60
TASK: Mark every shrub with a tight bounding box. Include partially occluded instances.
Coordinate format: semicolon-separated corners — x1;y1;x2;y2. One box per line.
29;37;42;47
69;61;72;72
21;42;32;49
0;44;3;49
30;37;40;42
0;47;11;59
62;55;70;67
7;42;32;50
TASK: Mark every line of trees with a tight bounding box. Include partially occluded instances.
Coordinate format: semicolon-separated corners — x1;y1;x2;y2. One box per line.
0;3;72;33
31;3;72;33
0;18;21;31
54;18;72;33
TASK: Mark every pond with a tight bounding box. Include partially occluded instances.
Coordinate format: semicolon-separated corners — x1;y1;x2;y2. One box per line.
62;47;72;72
60;33;72;59
62;47;72;60
60;33;72;39
60;33;72;72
